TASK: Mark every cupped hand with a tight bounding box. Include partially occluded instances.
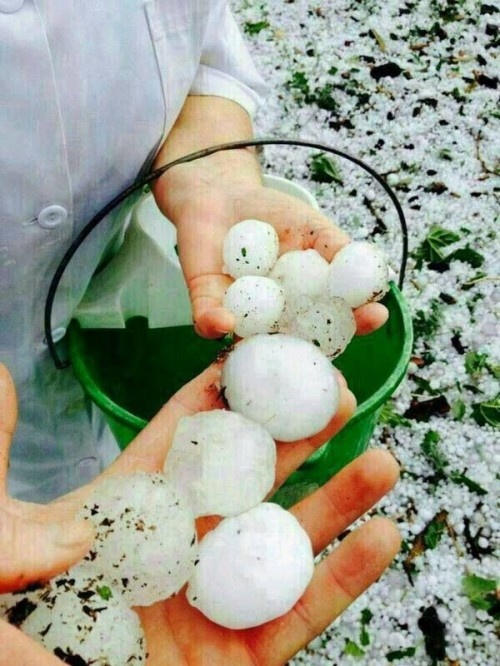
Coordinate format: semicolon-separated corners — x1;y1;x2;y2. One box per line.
0;360;400;665
152;149;388;340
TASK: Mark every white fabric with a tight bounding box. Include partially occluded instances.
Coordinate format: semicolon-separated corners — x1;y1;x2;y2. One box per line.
0;0;266;502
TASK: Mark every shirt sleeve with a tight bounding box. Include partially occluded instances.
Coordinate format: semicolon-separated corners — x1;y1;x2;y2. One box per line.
189;1;268;118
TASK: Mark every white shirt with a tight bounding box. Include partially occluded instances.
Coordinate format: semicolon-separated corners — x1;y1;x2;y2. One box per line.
0;0;266;502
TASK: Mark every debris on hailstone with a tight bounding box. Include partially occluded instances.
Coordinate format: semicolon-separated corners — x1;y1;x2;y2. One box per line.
282;295;356;358
222;275;285;337
76;473;198;606
220;333;340;441
222;219;280;278
0;572;146;664
327;241;389;308
163;410;277;517
186;502;314;629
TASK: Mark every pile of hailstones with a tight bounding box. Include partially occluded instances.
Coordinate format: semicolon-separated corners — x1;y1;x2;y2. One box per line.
0;221;389;664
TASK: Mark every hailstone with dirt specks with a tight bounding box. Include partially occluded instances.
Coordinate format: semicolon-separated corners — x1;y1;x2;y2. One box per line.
223;275;285;337
282;296;356;359
0;572;146;664
223;219;279;278
163;410;277;517
186;502;314;629
328;241;389;308
220;333;339;441
76;473;197;606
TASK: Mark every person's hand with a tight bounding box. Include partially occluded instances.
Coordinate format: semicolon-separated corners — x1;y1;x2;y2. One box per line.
0;361;400;665
151;97;389;340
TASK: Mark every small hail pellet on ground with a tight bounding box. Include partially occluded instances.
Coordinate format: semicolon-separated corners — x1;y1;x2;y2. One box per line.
222;218;280;278
222;275;285;337
186;503;314;629
163;410;277;517
220;333;340;441
0;572;146;664
76;472;198;606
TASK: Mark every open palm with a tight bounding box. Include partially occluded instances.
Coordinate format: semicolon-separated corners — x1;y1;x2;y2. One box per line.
0;360;399;666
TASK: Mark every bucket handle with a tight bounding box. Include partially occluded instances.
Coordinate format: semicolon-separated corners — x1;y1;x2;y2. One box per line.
45;138;408;369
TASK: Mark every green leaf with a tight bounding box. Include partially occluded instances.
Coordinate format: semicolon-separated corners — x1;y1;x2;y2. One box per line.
479;394;500;427
472;394;500;428
344;640;365;657
423;515;447;549
421;430;448;473
412;226;460;268
465;351;489;375
360;608;373;646
452;399;466;420
310;153;343;185
446;245;485;268
286;71;311;97
438;148;453;161
96;585;113;601
449;472;488;496
379;400;411;427
462;574;499;612
386;647;416;661
244;20;270;35
412;299;442;340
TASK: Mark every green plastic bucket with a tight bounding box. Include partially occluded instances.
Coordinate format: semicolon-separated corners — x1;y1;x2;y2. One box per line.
68;282;412;506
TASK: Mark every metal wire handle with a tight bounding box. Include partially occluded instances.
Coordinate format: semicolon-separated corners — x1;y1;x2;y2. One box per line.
45;138;409;368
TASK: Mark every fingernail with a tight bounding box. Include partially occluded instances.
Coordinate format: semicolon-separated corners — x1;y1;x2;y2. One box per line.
51;519;94;548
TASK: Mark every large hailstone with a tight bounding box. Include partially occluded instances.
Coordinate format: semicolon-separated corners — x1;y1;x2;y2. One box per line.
187;503;314;629
328;241;389;308
220;334;339;441
222;276;285;337
223;219;279;279
282;296;356;359
270;249;329;318
0;572;145;664
164;410;277;517
76;473;197;606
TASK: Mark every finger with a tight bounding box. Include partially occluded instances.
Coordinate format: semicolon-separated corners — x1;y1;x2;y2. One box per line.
188;273;236;338
0;364;17;494
272;383;357;492
0;510;94;593
245;517;401;666
291;449;400;553
0;620;64;665
353;302;389;335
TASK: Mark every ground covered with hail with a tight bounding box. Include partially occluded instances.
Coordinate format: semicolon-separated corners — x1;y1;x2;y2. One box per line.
232;1;499;664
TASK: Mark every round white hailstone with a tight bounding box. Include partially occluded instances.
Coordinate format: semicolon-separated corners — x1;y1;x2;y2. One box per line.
222;219;279;278
328;241;389;308
77;473;197;606
270;249;330;316
222;276;285;337
164;410;277;517
220;334;339;441
283;296;356;359
186;502;314;629
0;572;146;664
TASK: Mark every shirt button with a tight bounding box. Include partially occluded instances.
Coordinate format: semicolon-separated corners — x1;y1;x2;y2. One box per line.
76;457;100;480
0;0;25;13
43;326;67;345
37;205;68;229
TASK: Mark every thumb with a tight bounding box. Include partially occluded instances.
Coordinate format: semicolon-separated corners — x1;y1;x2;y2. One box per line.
0;511;94;594
0;364;17;493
